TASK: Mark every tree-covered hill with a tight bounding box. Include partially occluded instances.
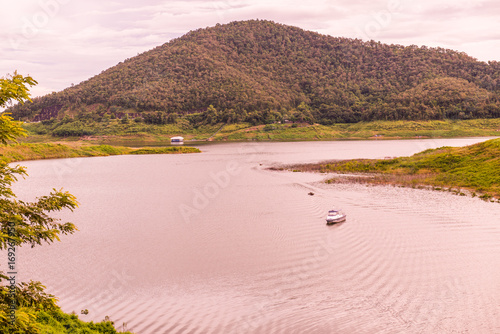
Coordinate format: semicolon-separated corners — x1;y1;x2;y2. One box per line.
8;20;500;125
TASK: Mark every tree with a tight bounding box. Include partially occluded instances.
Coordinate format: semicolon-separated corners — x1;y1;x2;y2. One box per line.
0;72;37;110
0;72;37;144
0;73;79;332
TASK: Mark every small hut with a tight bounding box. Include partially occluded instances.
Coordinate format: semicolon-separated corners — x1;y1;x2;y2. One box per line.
170;136;184;144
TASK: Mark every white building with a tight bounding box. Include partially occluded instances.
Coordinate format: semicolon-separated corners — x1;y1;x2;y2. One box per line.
170;136;184;144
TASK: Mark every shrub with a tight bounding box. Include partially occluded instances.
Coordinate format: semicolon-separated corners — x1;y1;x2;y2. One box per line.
52;121;95;137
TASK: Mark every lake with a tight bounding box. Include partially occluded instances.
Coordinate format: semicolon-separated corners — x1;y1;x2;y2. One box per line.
12;138;500;333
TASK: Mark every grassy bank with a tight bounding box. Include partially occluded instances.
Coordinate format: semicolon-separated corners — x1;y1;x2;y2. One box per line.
286;138;500;202
23;118;221;143
0;142;200;163
212;119;500;141
22;118;500;144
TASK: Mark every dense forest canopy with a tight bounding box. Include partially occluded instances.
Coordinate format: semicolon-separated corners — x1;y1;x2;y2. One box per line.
7;20;500;125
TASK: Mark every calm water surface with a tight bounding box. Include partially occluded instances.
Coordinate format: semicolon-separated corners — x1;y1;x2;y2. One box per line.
12;138;500;333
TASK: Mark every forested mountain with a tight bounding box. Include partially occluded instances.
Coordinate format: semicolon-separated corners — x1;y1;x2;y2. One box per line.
8;20;500;125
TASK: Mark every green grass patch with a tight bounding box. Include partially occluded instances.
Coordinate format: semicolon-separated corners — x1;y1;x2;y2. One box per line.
129;146;201;154
35;307;133;334
0;143;200;163
291;138;500;200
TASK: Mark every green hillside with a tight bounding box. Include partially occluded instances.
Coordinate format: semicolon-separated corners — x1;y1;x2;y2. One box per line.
8;20;500;126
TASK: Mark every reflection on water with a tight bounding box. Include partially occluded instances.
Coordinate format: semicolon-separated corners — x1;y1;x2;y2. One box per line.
11;138;500;333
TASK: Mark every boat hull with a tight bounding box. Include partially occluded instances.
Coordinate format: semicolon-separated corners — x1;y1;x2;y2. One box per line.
326;216;346;225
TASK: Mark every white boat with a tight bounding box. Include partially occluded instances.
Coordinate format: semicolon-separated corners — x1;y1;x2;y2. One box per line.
170;136;184;144
326;210;346;225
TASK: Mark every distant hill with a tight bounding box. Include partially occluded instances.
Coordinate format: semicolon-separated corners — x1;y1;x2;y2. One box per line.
8;20;500;125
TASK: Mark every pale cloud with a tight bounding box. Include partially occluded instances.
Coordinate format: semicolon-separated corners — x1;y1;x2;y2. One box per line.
0;0;499;100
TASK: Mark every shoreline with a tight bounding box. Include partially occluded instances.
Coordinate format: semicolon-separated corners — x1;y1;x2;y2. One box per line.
271;166;500;203
0;142;200;163
22;118;500;145
5;136;499;204
9;134;498;163
273;138;500;203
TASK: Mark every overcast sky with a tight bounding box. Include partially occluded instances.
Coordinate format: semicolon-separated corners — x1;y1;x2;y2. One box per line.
1;0;499;101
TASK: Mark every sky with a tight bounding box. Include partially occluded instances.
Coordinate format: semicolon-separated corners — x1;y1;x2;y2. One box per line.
1;0;499;103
